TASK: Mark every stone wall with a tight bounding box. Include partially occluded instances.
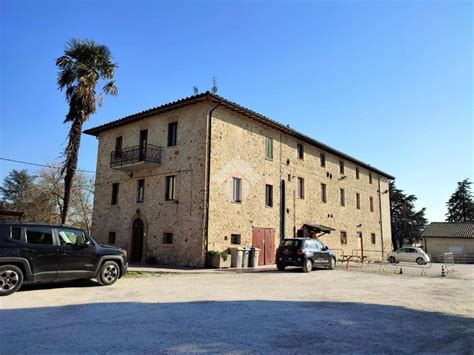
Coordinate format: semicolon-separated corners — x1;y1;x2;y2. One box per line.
90;102;209;267
208;107;392;261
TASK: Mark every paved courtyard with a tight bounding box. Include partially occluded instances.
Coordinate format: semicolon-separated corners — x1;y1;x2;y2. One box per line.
1;266;473;353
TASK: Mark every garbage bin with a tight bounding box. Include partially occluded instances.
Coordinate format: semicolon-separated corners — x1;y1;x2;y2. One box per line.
249;247;260;267
230;248;244;268
241;248;251;268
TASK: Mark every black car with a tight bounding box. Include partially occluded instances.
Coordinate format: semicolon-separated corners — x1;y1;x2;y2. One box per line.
276;238;336;272
0;222;128;296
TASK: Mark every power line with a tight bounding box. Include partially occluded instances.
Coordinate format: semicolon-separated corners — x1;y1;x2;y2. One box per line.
0;157;96;174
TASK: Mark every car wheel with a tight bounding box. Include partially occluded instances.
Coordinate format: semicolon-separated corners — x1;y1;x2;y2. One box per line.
276;263;286;271
388;256;396;264
97;261;120;286
328;258;335;270
302;259;313;273
0;265;24;296
416;257;425;265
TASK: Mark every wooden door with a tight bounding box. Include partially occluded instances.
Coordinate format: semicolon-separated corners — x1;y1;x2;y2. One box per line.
252;228;276;265
252;228;265;266
264;229;276;264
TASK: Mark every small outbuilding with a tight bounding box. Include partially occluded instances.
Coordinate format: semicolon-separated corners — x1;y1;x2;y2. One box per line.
421;222;474;263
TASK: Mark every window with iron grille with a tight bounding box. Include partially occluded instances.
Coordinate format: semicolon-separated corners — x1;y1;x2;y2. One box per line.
265;184;273;207
165;175;176;201
163;233;173;244
232;177;242;203
111;183;119;205
168;122;178;146
137;179;145;203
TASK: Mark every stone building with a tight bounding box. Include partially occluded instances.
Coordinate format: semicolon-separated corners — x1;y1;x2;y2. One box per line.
84;92;394;267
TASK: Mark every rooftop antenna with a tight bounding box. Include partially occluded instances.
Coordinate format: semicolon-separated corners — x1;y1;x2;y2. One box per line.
211;76;218;94
193;86;199;95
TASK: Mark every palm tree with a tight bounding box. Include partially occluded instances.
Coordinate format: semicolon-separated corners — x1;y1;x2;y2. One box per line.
56;39;117;224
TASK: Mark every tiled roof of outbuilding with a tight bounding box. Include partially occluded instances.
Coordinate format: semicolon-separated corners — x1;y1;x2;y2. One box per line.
421;222;474;239
83;92;395;179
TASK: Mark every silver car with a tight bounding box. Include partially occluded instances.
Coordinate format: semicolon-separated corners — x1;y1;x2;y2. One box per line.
388;247;430;265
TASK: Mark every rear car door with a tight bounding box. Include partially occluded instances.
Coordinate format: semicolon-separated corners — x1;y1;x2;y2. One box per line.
18;225;59;281
310;240;328;265
56;227;98;280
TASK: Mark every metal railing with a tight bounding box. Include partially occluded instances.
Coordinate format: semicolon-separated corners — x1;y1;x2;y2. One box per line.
110;144;162;168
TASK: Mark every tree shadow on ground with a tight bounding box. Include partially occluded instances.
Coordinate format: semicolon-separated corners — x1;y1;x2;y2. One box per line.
1;300;472;353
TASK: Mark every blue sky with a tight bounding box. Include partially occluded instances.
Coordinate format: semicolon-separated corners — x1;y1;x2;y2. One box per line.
0;0;472;222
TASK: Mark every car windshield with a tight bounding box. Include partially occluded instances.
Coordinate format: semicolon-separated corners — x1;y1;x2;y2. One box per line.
280;240;300;248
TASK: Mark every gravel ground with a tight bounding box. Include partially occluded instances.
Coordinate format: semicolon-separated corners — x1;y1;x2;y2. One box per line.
1;267;473;353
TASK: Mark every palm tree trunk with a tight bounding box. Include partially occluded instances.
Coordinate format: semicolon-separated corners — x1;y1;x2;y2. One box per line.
61;119;83;224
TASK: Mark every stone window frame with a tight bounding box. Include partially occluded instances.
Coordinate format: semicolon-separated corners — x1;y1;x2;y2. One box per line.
356;167;360;180
111;183;119;205
168;122;178;147
371;233;376;245
232;177;242;203
339;160;345;174
370;196;374;212
320;153;326;167
297;143;304;160
231;234;241;245
320;183;327;203
265;184;273;207
340;231;347;245
136;179;145;203
356;192;361;210
108;232;116;244
265;136;273;161
163;232;173;244
165;175;176;201
297;177;305;199
340;188;345;207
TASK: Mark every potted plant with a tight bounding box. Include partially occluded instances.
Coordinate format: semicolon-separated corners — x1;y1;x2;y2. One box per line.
207;250;231;268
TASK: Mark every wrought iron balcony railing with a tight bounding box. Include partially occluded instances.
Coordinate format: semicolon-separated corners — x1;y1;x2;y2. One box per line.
110;144;162;169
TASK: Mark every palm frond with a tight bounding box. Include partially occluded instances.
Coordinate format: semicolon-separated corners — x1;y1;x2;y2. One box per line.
103;81;118;96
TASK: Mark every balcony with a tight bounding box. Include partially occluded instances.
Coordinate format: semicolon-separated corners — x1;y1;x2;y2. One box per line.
110;144;162;171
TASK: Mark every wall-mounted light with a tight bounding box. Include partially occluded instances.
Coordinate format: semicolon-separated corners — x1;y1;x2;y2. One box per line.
338;175;347;181
356;224;362;228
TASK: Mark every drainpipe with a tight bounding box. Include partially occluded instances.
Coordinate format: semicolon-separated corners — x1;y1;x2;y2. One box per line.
203;101;222;255
378;176;385;258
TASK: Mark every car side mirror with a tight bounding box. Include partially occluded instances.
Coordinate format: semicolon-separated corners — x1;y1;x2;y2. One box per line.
323;246;328;251
84;239;92;247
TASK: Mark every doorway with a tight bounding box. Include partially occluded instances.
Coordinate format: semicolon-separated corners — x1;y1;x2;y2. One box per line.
131;218;144;262
252;228;276;265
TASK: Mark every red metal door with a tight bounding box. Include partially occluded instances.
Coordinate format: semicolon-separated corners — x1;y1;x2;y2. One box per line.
264;229;276;265
252;228;265;265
